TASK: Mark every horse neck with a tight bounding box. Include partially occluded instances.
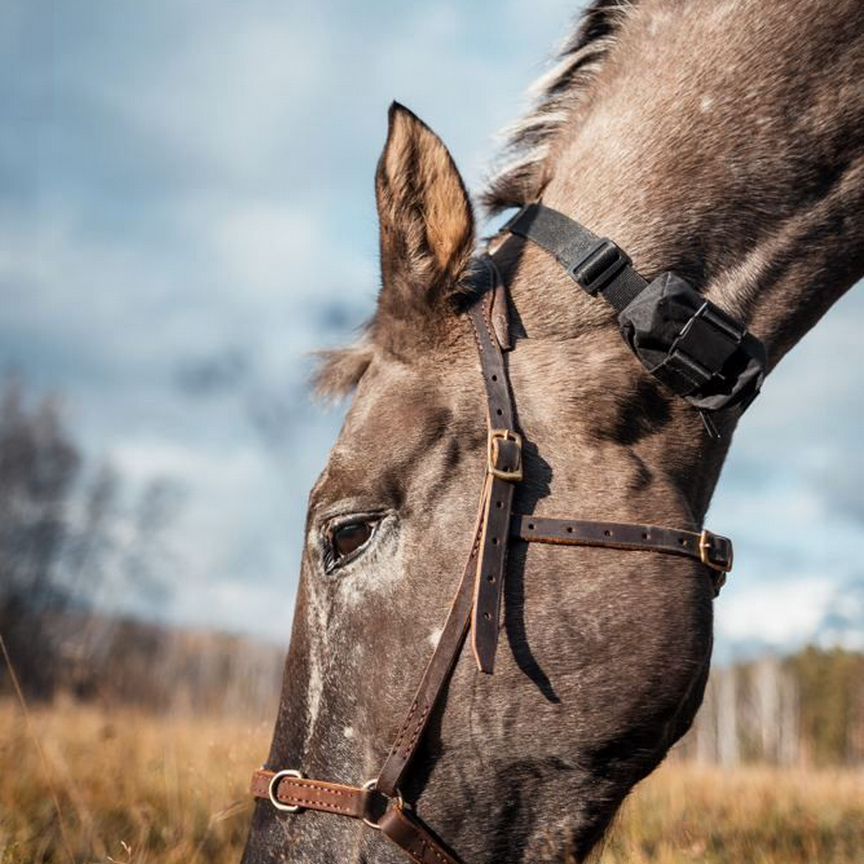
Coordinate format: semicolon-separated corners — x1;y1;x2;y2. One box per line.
499;0;864;521
547;0;864;357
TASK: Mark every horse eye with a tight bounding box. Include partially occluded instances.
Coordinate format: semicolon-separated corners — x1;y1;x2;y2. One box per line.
331;520;375;564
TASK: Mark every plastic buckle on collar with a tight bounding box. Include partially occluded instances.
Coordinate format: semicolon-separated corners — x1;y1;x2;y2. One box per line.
569;239;630;295
654;302;747;396
488;429;523;481
675;303;744;368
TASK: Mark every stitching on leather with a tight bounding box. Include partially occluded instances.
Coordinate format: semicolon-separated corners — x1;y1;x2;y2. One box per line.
284;781;350;796
480;305;497;360
417;835;449;864
279;796;355;814
478;307;507;416
277;780;358;814
467;308;488;379
404;843;424;864
467;302;505;419
473;272;496;350
406;836;427;864
400;702;431;758
391;700;419;754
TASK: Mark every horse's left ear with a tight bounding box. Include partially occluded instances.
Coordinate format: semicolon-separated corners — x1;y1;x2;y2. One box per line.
375;103;475;322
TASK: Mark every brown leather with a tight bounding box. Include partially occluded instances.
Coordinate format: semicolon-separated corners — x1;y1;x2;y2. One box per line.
471;472;517;673
380;806;463;864
488;255;512;351
251;259;736;864
510;516;732;594
376;512;483;797
467;293;521;674
468;289;517;433
250;770;462;863
250;770;370;818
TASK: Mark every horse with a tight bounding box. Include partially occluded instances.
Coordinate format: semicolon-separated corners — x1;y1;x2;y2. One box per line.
242;1;864;861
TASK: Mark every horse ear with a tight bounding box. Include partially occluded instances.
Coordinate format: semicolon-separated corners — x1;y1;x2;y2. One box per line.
374;103;475;322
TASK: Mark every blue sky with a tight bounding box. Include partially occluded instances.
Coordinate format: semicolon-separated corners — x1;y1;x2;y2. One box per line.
2;0;861;659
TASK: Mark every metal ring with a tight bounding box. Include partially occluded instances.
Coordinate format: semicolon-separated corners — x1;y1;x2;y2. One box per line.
361;778;404;830
268;769;304;813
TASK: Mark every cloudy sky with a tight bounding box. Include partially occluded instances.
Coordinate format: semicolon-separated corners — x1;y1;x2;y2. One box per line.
2;0;861;660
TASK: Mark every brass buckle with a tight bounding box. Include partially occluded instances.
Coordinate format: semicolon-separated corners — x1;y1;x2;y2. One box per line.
699;530;732;573
361;778;405;830
487;429;523;481
268;769;304;813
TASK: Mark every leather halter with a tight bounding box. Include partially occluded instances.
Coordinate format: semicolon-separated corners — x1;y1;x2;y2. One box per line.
250;224;734;864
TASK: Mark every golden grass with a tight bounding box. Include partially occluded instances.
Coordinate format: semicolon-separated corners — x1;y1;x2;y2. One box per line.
597;762;864;864
0;697;268;864
1;698;862;864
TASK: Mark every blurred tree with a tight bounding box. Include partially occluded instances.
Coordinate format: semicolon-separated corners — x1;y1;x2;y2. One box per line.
0;376;80;609
0;376;182;697
679;649;863;767
790;646;864;766
61;462;120;604
121;476;183;614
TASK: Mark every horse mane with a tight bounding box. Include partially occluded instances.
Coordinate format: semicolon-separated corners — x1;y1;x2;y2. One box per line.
482;0;638;215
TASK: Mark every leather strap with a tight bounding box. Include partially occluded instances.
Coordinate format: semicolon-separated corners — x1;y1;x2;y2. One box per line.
251;770;463;862
470;472;515;673
376;513;483;796
467;277;522;674
380;806;462;864
489;255;512;350
510;515;732;595
250;770;371;819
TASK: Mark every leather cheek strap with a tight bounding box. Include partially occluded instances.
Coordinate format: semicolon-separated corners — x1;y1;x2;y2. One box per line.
467;280;522;675
376;514;484;797
380;806;462;864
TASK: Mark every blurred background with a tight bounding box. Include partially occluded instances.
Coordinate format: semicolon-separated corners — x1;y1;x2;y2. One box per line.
1;2;861;863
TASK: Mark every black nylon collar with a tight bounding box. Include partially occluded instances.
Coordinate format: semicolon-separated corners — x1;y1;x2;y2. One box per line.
498;203;767;419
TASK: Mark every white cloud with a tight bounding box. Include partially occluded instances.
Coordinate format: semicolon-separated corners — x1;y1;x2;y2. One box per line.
716;577;836;646
107;434;305;638
214;204;322;302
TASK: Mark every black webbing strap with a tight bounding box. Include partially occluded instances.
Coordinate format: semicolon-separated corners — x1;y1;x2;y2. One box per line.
500;203;766;417
502;203;647;311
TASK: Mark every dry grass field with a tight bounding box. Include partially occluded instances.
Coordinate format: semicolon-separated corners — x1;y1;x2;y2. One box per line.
1;698;862;864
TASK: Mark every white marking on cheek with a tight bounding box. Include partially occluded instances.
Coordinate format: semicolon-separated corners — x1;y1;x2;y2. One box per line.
428;627;443;649
339;523;403;609
305;656;323;749
700;95;714;113
303;578;329;751
343;726;355;740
